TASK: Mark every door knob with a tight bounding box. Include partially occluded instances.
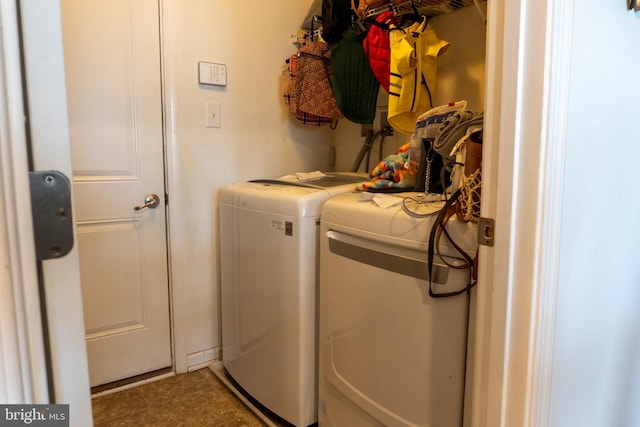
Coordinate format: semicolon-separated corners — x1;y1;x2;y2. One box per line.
134;193;160;210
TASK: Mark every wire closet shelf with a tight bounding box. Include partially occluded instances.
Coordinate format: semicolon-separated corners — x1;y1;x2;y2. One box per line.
391;0;481;17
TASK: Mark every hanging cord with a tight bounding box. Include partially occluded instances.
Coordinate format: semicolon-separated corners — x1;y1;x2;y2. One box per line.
351;127;393;173
364;137;374;172
399;171;477;296
351;129;374;172
427;188;477;298
378;129;388;162
365;127;393;171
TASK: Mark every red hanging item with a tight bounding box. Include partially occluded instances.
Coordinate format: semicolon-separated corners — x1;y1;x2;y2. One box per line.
362;11;399;93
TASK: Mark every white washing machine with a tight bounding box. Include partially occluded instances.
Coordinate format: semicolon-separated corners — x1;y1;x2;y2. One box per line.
219;173;365;427
318;192;478;427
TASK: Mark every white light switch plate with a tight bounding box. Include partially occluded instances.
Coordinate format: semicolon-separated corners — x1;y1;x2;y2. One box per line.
206;102;221;128
199;62;227;86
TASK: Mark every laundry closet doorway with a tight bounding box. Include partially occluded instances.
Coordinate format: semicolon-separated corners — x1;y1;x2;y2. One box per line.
60;0;172;387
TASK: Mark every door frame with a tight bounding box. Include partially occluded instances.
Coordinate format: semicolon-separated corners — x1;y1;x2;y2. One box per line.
158;0;189;373
0;0;93;423
0;0;49;404
472;0;574;425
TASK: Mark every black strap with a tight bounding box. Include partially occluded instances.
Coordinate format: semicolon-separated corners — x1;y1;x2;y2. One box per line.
427;188;477;298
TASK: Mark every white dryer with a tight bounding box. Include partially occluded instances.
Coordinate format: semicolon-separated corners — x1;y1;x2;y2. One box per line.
219;173;365;427
318;192;478;427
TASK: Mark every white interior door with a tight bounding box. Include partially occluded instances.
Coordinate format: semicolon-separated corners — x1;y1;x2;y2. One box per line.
60;0;172;387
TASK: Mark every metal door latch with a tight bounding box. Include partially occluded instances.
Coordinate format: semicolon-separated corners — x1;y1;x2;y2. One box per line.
478;217;495;247
134;193;160;210
29;171;74;260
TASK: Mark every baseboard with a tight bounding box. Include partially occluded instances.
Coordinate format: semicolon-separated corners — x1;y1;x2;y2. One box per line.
91;369;175;398
187;347;219;372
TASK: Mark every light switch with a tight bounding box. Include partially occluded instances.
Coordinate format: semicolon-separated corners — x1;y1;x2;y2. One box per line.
206;102;221;128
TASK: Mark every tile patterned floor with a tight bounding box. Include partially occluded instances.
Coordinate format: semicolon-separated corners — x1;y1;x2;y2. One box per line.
91;368;268;427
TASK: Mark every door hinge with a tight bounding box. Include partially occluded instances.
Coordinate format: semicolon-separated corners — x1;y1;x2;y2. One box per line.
478;216;495;247
29;170;74;260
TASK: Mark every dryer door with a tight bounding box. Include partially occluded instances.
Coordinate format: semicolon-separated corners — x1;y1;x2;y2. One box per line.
319;229;470;427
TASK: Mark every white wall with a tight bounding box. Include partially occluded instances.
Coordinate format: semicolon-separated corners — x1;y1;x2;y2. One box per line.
162;0;334;364
548;3;640;426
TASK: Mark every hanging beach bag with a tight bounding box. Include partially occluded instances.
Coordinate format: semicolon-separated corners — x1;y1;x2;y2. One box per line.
281;54;335;126
294;41;343;121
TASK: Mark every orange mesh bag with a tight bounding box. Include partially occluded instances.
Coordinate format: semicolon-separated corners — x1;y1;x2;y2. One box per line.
455;131;483;222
